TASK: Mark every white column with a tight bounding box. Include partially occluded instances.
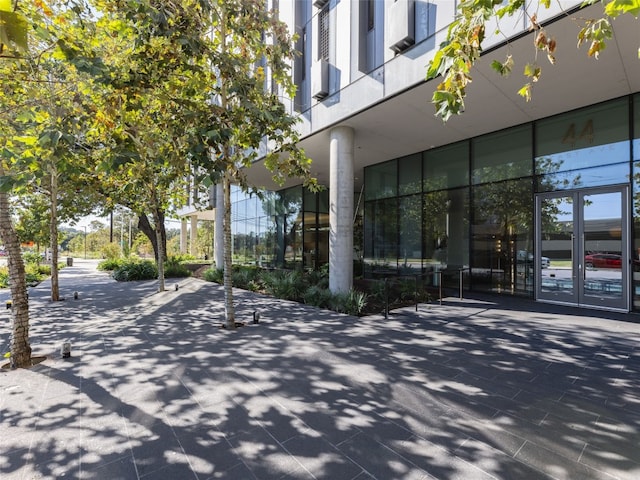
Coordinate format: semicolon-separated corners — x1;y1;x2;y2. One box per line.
214;183;224;269
190;216;198;257
180;219;188;254
329;126;354;293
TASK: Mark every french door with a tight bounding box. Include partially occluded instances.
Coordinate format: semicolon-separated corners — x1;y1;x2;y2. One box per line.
536;187;629;311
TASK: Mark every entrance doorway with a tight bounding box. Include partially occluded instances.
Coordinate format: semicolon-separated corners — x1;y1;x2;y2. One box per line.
536;187;629;311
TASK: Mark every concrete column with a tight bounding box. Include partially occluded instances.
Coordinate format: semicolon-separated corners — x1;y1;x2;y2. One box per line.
180;219;188;254
329;126;354;293
190;216;198;257
214;183;224;269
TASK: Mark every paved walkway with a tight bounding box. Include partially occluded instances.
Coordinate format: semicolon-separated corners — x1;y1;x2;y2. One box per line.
2;260;640;479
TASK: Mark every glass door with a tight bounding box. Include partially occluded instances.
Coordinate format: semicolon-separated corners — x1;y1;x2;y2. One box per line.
536;187;628;311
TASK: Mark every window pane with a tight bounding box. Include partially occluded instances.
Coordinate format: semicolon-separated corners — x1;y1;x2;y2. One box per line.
364;198;398;275
424;141;469;191
635;94;640;161
473;125;532;184
471;178;533;295
423;188;469;281
398;154;422;195
399;195;422;273
365;159;397;200
537;162;631;192
535;99;630;173
633;161;640;309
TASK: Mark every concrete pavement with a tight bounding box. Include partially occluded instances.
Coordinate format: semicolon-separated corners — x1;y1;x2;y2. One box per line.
2;259;640;479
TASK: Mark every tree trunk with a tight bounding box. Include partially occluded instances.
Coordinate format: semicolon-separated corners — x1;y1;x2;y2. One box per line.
0;189;32;368
49;166;60;302
223;172;235;328
154;211;166;292
214;182;224;269
138;211;167;262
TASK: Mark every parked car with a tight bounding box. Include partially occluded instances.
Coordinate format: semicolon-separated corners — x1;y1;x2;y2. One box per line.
517;250;550;268
584;253;622;269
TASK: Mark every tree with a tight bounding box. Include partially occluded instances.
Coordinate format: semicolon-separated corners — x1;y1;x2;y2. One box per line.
191;1;318;329
427;0;640;121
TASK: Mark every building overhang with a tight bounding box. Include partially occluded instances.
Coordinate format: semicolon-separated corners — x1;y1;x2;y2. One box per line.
246;4;640;192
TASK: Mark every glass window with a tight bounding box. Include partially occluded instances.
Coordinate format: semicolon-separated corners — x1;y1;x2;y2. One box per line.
399;195;422;273
365;159;397;200
471;178;533;295
398;154;422;195
633;161;640;309
537;162;631;192
634;94;640;161
472;124;532;184
424;141;469;191
423;187;469;272
535;98;630;174
364;198;398;275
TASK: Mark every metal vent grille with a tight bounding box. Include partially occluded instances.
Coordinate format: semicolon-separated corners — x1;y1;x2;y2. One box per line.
318;6;329;61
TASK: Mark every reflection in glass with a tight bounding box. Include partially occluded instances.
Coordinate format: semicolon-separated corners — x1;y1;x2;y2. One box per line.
399;195;422;273
472;179;533;294
365;159;397;200
540;196;574;298
472;125;532;184
536;98;629;173
583;192;623;301
423;141;469;191
537;162;630;192
364;198;398;275
398;154;422;195
423;188;469;289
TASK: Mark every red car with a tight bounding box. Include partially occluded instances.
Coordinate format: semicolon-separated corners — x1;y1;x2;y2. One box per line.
584;253;622;269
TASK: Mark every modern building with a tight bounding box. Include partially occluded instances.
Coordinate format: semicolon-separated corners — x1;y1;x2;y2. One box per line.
180;1;640;313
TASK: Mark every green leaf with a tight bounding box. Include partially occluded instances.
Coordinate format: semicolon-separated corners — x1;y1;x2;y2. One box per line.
0;175;15;193
605;0;640;18
0;0;10;12
517;83;532;102
0;10;28;53
13;135;38;146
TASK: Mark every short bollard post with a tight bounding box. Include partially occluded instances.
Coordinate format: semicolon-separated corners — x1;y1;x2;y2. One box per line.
252;311;260;324
61;341;71;359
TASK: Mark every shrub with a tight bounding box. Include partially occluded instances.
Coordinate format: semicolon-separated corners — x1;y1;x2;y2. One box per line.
203;267;224;283
22;252;41;265
164;258;191;278
261;270;305;301
329;289;368;316
171;253;197;263
306;269;329;289
24;263;45;286
101;242;121;261
0;267;8;288
98;258;125;271
112;260;158;281
303;285;332;308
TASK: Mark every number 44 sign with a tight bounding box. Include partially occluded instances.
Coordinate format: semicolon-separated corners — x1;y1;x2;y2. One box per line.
561;119;594;147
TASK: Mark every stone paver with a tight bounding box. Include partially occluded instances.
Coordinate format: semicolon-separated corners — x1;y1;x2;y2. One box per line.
2;259;640;479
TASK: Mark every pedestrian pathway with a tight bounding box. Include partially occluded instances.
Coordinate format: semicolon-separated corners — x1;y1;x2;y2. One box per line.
1;259;640;479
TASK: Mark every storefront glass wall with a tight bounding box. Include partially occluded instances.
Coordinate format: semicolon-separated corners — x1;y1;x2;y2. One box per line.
363;94;637;306
632;94;640;308
471;125;533;294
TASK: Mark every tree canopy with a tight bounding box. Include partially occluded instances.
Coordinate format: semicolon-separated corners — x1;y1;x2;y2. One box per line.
427;0;640;121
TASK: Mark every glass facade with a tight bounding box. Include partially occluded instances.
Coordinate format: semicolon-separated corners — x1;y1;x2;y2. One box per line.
229;185;329;271
226;94;639;311
362;94;639;308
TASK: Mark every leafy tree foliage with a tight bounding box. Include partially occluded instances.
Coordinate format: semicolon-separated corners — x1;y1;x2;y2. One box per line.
427;0;640;121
